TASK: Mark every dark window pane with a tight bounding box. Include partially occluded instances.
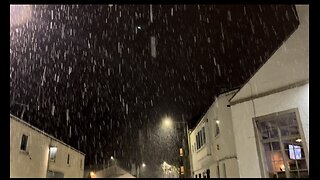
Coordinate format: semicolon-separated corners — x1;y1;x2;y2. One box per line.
298;170;309;178
263;143;272;151
67;154;70;164
261;130;270;139
297;160;308;170
277;117;292;127
272;142;281;150
202;127;206;144
280;126;290;136
20;134;28;151
268;128;279;139
288;125;300;136
289;171;299;178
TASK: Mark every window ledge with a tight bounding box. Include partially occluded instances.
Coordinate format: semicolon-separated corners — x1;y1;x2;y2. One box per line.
196;144;207;153
20;150;29;155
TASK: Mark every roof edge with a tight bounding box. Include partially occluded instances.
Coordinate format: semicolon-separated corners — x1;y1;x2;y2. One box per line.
10;114;86;156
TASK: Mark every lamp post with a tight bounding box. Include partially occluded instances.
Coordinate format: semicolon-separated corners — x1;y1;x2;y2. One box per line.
138;163;146;178
161;115;190;178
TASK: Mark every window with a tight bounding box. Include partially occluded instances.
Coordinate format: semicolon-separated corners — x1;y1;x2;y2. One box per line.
196;127;206;150
217;165;220;178
206;169;210;178
202;127;206;144
195;174;197;178
67;154;70;165
80;159;82;169
20;134;28;151
49;146;58;161
180;166;184;175
255;110;309;178
215;123;220;137
199;131;202;147
179;148;184;156
196;134;198;149
199;173;201;178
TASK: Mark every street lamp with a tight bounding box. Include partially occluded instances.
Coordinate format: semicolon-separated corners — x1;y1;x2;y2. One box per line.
160;115;190;178
162;116;173;129
109;156;118;175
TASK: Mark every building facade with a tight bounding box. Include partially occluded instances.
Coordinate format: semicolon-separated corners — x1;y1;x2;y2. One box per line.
229;5;309;178
189;90;240;178
10;114;85;178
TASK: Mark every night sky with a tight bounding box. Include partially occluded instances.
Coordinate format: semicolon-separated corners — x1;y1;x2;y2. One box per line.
10;5;299;168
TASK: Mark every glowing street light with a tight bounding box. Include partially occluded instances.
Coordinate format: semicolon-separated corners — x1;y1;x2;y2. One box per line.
162;116;173;129
142;163;146;167
160;114;190;178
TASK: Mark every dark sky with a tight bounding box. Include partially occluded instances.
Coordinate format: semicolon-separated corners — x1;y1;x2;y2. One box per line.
10;5;299;167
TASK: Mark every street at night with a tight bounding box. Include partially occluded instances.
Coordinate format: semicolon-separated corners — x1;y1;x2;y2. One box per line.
10;4;309;178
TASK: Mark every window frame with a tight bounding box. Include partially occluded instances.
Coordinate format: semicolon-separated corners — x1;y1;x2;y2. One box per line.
253;108;309;178
20;134;29;152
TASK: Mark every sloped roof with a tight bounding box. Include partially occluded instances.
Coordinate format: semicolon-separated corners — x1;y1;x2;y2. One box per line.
230;5;309;105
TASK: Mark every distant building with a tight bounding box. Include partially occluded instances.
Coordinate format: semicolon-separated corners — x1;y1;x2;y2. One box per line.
229;5;309;178
189;90;240;178
10;114;85;178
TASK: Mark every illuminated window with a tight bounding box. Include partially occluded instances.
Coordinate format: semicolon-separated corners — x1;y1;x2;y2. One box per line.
255;109;308;178
215;121;220;137
180;166;184;175
49;146;58;161
179;148;184;156
20;134;28;151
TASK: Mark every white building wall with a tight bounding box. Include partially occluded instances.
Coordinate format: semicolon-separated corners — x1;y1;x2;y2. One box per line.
48;139;85;178
10;118;50;177
189;115;212;177
10;115;85;178
229;5;309;178
207;92;239;178
189;91;239;178
231;83;309;177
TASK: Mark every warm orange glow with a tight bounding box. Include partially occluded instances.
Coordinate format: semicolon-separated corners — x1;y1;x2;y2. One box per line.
180;166;185;174
179;148;184;156
90;171;96;178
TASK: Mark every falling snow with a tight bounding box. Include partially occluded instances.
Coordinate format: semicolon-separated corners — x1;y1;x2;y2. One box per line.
10;4;299;173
